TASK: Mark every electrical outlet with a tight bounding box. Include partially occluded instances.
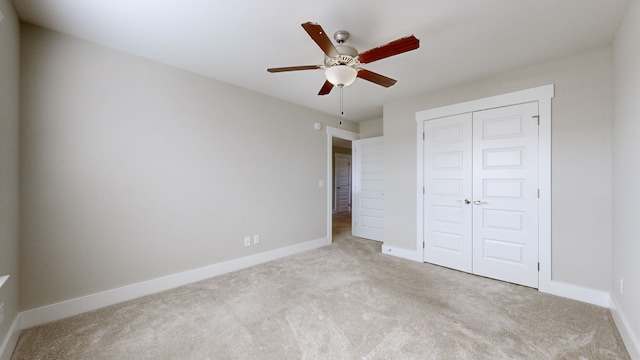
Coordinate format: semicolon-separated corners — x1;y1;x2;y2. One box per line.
0;303;4;326
253;234;260;245
619;278;624;294
244;236;251;247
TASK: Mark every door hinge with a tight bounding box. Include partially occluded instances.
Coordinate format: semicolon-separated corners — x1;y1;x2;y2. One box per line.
423;186;425;194
538;189;540;198
423;132;425;140
423;241;425;249
533;115;540;125
538;262;540;271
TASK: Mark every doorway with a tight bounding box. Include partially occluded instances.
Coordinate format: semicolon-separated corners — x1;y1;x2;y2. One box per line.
326;127;358;243
332;137;353;240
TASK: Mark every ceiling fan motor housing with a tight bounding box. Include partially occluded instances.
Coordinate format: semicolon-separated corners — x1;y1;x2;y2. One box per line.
334;30;350;43
324;45;359;67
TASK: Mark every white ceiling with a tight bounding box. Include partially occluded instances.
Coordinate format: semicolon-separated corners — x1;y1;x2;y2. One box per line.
12;0;628;122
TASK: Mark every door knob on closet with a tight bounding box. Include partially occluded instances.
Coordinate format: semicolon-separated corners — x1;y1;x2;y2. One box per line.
474;200;488;205
457;199;471;204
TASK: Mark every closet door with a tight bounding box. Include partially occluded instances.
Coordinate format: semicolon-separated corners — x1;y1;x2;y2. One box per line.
472;102;539;288
423;114;473;272
422;102;540;288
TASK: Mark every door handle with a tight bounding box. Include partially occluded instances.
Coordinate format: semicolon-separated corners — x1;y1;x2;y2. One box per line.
457;199;471;204
474;200;488;205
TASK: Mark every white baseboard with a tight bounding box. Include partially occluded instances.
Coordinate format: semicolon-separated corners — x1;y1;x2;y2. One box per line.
18;237;330;330
610;296;640;360
539;280;610;307
0;316;21;360
382;246;610;309
381;244;421;262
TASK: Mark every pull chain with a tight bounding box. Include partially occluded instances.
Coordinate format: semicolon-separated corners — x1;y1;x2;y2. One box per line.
340;85;344;117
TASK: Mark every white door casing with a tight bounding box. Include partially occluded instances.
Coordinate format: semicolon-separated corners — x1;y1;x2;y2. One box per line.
334;154;352;213
423;113;473;273
353;137;384;241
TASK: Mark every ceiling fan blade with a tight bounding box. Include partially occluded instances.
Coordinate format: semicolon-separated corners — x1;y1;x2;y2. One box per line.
358;35;419;64
302;22;339;58
318;80;334;95
267;65;322;73
357;69;397;87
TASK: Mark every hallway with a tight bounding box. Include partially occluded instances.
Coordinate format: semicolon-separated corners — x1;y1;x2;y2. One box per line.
332;212;352;241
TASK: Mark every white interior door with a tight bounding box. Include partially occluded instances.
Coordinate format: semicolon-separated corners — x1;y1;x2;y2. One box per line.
422;102;540;288
352;137;384;241
472;102;539;288
334;154;352;213
423;114;473;272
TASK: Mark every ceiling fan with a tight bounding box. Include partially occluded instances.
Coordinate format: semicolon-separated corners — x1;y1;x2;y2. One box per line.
267;22;419;96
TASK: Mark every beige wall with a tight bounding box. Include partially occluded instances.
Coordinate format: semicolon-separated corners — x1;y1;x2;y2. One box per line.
19;24;356;310
359;118;383;138
612;0;640;351
384;47;613;292
0;0;20;345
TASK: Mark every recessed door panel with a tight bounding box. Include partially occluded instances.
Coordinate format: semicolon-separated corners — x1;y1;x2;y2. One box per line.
481;238;524;263
483;148;524;169
433;232;463;252
432;205;463;224
433;152;464;170
482;116;524;139
433;123;465;144
484;179;523;198
482;209;524;231
432;179;463;196
360;215;383;229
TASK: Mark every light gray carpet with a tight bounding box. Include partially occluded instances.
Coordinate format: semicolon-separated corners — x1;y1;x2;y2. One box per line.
12;214;629;359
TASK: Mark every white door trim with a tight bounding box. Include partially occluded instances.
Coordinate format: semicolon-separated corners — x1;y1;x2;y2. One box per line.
327;127;359;242
416;84;554;291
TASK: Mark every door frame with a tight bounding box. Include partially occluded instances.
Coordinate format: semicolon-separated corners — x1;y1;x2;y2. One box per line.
415;84;554;291
326;126;359;243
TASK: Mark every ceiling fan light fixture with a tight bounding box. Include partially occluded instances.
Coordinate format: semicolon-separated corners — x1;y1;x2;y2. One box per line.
325;65;357;87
